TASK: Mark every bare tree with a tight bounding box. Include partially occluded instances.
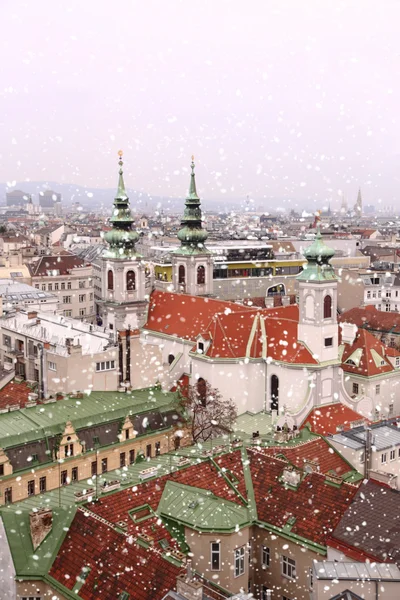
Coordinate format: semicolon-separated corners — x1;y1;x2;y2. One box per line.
176;380;237;443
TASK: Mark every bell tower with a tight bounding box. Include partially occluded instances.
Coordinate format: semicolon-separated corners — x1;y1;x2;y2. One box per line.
171;157;213;296
99;152;147;337
297;226;338;363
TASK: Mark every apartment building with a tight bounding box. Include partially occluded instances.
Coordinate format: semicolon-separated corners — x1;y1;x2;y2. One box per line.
0;279;58;314
29;254;95;320
337;267;400;313
0;309;117;396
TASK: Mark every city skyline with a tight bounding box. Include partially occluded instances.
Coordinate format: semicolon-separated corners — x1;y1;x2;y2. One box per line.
1;0;400;209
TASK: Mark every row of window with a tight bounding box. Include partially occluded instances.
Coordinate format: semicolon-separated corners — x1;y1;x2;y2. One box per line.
367;289;400;299
178;265;206;285
36;280;90;292
3;445;163;502
62;295;93;303
210;543;298;582
63;307;93;317
95;360;116;372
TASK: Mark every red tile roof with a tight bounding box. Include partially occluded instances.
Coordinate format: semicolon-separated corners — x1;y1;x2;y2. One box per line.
146;291;317;365
248;449;358;546
261;437;353;476
300;403;369;436
49;509;183;600
339;305;400;334
30;254;90;277
341;328;396;376
0;379;33;409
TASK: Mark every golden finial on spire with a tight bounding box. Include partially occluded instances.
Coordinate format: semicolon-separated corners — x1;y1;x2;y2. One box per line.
118;149;123;169
191;155;194;162
118;150;123;157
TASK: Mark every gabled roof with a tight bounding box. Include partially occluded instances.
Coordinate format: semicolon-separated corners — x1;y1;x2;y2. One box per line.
301;403;369;436
146;292;317;365
261;437;355;477
340;305;400;334
248;449;358;547
30;254;90;277
49;509;184;600
340;328;396;376
330;480;400;566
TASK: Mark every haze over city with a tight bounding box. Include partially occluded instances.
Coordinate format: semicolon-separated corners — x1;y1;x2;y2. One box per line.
1;0;400;208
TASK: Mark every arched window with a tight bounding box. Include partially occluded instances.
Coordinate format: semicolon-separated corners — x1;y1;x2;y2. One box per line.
126;270;136;291
197;265;205;285
267;283;285;297
271;374;279;411
324;295;332;319
197;377;207;406
168;354;175;365
178;265;186;285
107;269;114;291
305;295;314;320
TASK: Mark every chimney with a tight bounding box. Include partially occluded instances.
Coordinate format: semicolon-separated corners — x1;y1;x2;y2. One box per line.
27;311;38;320
176;561;203;600
265;297;275;308
29;508;53;550
340;322;357;345
281;295;290;306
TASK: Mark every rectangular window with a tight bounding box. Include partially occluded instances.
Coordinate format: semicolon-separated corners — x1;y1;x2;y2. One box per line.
64;310;72;317
79;281;86;289
71;467;78;482
234;546;245;577
155;442;161;456
4;487;12;504
211;542;220;571
79;308;86;316
64;444;74;458
146;444;152;458
48;361;56;371
324;337;333;348
61;282;65;290
261;587;271;600
352;382;359;395
61;470;68;486
48;283;52;291
359;451;365;463
381;453;387;464
39;476;46;493
35;284;40;289
91;461;98;476
0;464;4;476
120;452;126;468
376;384;380;395
261;545;270;567
63;296;71;304
41;284;46;291
389;403;394;417
282;555;296;580
367;290;371;299
125;429;129;440
129;449;135;465
67;281;72;290
101;458;108;474
27;480;35;497
390;450;396;461
95;360;115;372
396;358;400;368
79;294;86;302
54;283;59;291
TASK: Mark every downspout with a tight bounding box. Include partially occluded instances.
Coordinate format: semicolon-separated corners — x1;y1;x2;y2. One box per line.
365;427;371;479
37;343;44;400
118;333;123;386
126;327;131;385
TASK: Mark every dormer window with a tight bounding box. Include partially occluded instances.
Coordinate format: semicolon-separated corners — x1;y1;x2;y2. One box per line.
346;359;356;366
197;341;205;354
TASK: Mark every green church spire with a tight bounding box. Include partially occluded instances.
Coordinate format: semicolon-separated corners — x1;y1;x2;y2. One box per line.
175;157;209;254
104;151;140;258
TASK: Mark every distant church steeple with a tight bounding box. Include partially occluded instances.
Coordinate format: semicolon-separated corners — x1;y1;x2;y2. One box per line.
354;188;362;216
171;157;213;296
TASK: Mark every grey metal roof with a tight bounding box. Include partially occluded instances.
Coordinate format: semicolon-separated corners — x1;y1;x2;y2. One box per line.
314;560;400;581
331;424;400;451
0;279;55;300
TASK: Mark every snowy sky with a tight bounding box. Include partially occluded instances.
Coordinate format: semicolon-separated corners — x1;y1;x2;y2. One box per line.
1;0;400;207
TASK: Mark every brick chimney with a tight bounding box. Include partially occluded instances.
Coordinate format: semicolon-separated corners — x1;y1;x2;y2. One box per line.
27;311;38;320
176;561;203;600
29;508;53;550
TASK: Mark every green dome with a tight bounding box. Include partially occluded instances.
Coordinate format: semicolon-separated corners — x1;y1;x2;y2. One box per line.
304;229;335;263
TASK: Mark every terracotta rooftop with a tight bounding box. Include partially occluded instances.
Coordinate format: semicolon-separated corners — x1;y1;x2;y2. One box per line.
0;379;34;409
340;327;398;376
29;254;90;277
301;403;369;436
248;449;358;546
49;508;184;600
261;437;354;476
329;480;400;566
340;305;400;334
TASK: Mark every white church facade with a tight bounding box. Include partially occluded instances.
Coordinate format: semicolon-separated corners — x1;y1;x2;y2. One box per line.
97;156;400;422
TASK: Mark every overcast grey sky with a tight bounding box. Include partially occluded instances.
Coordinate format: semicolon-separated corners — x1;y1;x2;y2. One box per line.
1;0;400;208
